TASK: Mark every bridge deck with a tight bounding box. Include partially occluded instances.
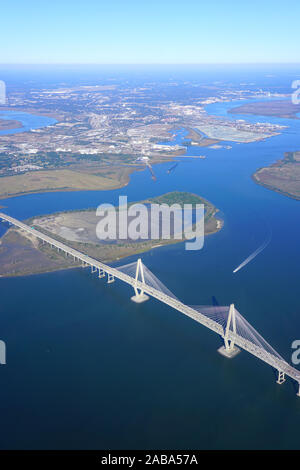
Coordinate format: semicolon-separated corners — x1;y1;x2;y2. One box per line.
1;212;299;388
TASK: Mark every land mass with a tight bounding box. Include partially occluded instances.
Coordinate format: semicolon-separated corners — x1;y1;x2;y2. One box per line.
0;167;138;199
183;128;220;147
0;118;22;131
0;83;284;197
229;100;300;119
252;151;300;200
0;147;188;199
0;191;222;277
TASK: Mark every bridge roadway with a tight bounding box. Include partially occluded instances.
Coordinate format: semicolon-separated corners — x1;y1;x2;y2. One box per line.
1;212;300;391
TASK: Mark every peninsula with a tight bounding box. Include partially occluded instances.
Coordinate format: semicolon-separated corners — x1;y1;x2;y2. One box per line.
0;117;22;131
229;100;300;119
252;151;300;200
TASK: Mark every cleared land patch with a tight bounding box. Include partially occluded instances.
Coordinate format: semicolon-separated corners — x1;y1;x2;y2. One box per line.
0;191;223;277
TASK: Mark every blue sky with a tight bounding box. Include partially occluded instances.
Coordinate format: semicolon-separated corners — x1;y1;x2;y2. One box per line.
1;0;299;64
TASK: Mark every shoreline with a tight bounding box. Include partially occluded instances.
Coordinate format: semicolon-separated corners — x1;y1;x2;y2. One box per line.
252;150;300;201
0;150;187;201
0;223;223;279
230;109;299;120
0;170;133;200
228;100;300;120
0;193;223;278
0;117;23;131
0;106;65;121
251;171;300;201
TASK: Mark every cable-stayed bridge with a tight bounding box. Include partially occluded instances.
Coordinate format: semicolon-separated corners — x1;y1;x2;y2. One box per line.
1;211;300;396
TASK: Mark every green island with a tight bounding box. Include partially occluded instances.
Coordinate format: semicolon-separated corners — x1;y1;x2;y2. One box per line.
0;191;223;277
252;151;300;200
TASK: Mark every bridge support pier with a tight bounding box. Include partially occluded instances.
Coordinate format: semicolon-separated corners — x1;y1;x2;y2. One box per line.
131;258;149;303
218;304;240;358
218;344;240;358
98;268;105;279
276;370;286;385
91;265;97;273
107;273;115;283
131;293;149;303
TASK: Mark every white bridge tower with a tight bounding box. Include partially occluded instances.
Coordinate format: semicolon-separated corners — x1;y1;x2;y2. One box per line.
131;258;149;303
218;304;241;358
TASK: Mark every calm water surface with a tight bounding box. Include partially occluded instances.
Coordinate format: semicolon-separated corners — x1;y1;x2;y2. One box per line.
0;111;56;136
0;101;300;449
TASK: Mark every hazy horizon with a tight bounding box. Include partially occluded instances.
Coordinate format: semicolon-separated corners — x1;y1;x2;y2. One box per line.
1;0;299;64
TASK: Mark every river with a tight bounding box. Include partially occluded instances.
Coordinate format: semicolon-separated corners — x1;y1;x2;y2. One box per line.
0;111;56;136
0;101;299;449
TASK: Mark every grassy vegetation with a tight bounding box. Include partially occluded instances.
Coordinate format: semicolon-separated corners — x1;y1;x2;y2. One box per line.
0;228;81;277
147;191;206;206
0;168;130;198
147;191;216;221
229;100;300;119
252;151;300;200
26;191;216;219
0;191;222;277
0;119;22;131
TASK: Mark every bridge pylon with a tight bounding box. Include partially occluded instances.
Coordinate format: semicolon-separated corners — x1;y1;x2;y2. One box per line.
131;258;149;303
218;303;241;358
276;370;286;385
3;211;300;397
98;268;105;278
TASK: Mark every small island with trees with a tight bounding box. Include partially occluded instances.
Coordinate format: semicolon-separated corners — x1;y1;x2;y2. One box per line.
0;191;223;277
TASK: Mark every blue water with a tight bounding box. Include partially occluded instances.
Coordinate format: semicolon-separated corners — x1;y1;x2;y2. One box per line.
0;100;300;449
0;111;57;135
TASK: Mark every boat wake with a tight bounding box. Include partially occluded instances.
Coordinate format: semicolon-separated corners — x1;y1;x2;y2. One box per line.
233;231;272;273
